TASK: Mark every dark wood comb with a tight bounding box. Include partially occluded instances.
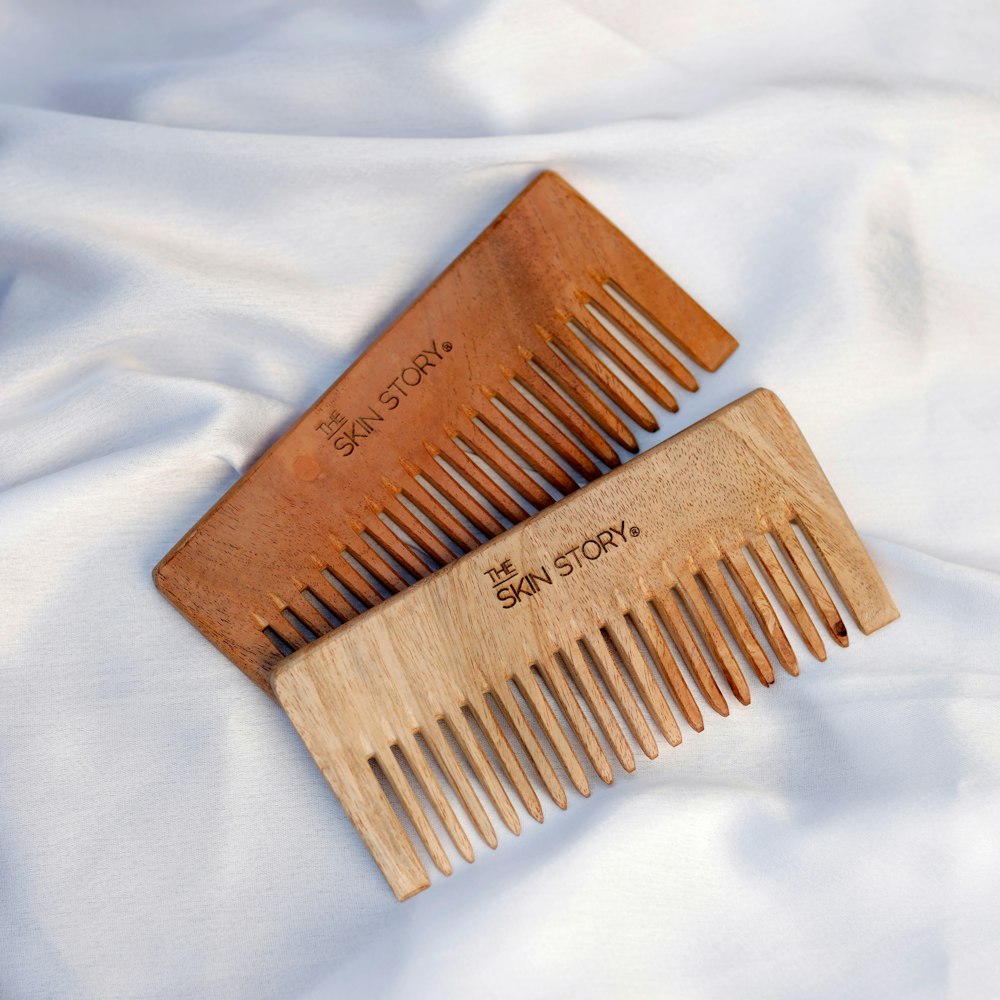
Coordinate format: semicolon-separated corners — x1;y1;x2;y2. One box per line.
154;171;737;692
272;390;899;900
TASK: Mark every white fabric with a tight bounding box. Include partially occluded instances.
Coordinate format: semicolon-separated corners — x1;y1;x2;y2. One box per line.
2;2;999;997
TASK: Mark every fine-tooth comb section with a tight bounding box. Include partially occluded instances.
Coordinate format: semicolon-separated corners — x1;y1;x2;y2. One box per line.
154;170;737;692
272;390;899;900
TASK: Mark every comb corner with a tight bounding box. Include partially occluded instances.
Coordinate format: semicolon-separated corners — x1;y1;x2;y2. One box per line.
151;554;172;597
860;600;901;636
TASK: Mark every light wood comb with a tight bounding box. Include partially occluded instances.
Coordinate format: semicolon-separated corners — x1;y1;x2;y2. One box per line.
272;389;899;900
154;171;737;693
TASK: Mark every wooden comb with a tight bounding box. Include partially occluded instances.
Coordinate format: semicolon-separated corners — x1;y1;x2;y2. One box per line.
272;389;899;900
154;171;737;692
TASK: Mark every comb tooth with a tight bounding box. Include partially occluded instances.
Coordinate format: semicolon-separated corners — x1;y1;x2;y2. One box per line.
309;561;359;620
599;275;736;373
444;712;521;835
582;635;659;760
772;522;849;647
513;672;591;796
399;461;480;552
420;447;506;539
262;606;304;651
362;508;434;579
603;618;683;746
548;322;658;432
466;696;545;823
698;563;776;687
421;722;497;849
723;549;798;676
558;643;635;773
489;685;568;810
347;532;408;595
376;748;453;876
627;603;704;731
326;545;383;608
357;761;430;900
478;394;578;496
528;343;638;453
676;573;751;706
650;589;729;717
398;735;474;864
513;363;620;467
456;420;553;511
381;489;455;567
497;376;601;481
749;535;827;661
437;436;530;525
287;590;333;637
570;306;679;412
585;285;699;393
534;655;613;784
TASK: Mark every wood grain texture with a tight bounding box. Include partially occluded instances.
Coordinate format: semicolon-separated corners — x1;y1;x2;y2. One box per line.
272;389;900;900
153;171;737;692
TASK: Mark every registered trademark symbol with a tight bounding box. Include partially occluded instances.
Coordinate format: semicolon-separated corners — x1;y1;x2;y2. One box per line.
442;341;453;352
630;526;640;537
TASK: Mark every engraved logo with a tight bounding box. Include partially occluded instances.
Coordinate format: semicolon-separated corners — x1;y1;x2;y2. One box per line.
315;339;453;456
484;520;638;610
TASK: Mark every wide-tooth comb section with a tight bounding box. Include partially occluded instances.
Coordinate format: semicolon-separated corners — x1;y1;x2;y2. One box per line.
465;694;544;824
417;722;495;849
648;587;730;718
493;377;601;482
568;307;679;413
722;549;798;676
155;170;738;694
698;563;775;687
378;488;455;567
557;641;635;773
544;322;658;432
397;462;481;552
627;601;704;731
374;747;452;877
533;655;614;784
510;366;620;469
441;712;521;835
580;632;659;760
419;449;506;540
528;340;639;453
748;533;827;661
273;390;899;900
488;685;569;808
587;281;699;393
602;618;682;747
472;399;578;496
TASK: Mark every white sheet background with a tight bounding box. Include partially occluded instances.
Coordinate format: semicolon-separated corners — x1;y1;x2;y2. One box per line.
2;2;999;997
